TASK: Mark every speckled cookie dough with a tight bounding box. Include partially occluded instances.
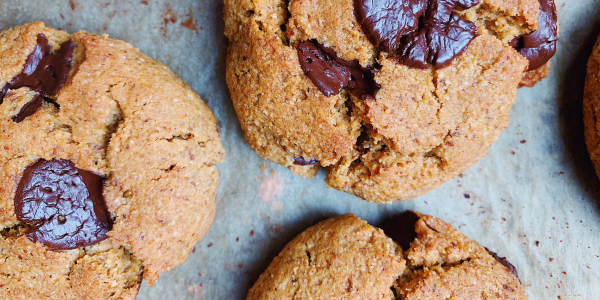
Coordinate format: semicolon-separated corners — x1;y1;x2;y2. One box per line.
584;34;600;179
225;0;558;203
247;212;527;299
0;22;224;299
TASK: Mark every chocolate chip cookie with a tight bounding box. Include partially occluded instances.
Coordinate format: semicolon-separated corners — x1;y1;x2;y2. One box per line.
584;33;600;179
247;212;526;299
225;0;558;202
0;22;224;298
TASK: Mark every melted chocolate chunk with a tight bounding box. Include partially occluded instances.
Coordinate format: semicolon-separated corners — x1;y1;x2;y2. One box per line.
11;95;44;123
293;157;317;166
354;0;427;53
379;211;421;250
510;0;558;71
0;34;74;121
355;0;480;68
297;40;378;99
14;159;112;250
485;247;521;283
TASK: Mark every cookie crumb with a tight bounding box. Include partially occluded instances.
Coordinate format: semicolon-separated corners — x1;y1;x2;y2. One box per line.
181;8;199;34
160;9;177;37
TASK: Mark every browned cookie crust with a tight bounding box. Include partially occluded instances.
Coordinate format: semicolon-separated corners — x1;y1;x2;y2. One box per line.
584;34;600;179
0;22;224;299
225;0;557;203
247;213;526;299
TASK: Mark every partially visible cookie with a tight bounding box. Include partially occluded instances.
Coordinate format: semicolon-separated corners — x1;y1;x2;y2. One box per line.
247;212;526;299
512;0;559;87
0;22;224;298
584;34;600;179
225;0;558;203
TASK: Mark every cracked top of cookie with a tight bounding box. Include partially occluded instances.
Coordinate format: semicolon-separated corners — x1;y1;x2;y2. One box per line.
225;0;555;202
0;22;224;299
247;213;527;299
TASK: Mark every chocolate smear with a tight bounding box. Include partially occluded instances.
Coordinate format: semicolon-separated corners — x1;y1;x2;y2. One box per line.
485;247;521;282
510;0;558;71
14;159;112;250
0;34;74;121
380;211;421;250
297;40;378;99
355;0;480;68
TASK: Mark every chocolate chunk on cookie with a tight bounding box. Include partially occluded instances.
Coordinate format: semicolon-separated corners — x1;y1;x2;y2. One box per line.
225;0;557;202
297;40;378;99
510;0;558;71
15;159;111;250
0;22;224;299
1;34;74;122
293;156;318;166
354;0;428;53
356;0;480;68
510;0;558;87
247;212;526;299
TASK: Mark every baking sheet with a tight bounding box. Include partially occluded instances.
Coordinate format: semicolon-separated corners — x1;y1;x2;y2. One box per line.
0;0;598;299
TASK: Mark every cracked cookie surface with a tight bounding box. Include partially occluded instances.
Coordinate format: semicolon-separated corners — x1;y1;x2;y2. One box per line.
225;0;557;203
247;213;526;299
0;22;224;299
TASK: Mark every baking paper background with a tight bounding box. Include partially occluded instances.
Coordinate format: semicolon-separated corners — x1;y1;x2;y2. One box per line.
0;0;598;299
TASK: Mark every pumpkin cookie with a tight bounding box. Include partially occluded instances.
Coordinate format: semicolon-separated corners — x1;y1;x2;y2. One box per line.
584;34;600;179
225;0;558;202
0;22;224;298
247;212;526;299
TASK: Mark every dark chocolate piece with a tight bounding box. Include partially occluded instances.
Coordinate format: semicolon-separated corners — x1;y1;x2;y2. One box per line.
510;0;558;70
297;40;378;99
11;95;44;123
354;0;427;53
485;247;521;283
293;157;317;166
355;0;480;68
379;211;421;250
14;159;112;250
0;34;74;121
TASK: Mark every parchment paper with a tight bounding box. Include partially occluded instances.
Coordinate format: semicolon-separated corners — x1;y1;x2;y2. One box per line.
0;0;598;299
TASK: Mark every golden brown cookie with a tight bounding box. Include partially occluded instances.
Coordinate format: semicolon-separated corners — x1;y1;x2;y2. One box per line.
0;22;224;299
247;212;526;299
225;0;558;203
584;34;600;179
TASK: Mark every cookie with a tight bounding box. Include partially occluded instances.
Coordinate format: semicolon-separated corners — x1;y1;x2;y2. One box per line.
584;34;600;179
247;212;526;299
225;0;558;203
0;22;224;298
